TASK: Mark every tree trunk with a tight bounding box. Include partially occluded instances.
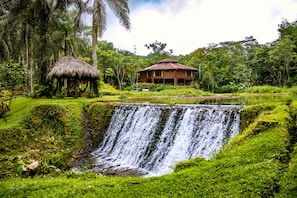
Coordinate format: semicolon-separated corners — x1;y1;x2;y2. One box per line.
25;23;34;95
92;3;98;68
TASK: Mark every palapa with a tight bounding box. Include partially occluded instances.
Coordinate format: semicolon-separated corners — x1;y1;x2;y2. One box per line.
46;56;99;81
46;56;99;97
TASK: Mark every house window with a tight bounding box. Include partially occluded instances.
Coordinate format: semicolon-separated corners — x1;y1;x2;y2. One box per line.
154;70;162;77
186;70;192;77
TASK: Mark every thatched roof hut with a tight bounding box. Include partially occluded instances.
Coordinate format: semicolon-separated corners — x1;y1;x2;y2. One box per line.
46;56;99;97
46;56;99;81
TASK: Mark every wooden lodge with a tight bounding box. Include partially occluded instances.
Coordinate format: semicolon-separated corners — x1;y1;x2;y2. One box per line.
138;58;198;85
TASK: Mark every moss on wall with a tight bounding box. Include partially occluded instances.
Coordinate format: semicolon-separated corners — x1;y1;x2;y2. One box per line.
239;103;276;132
71;103;116;169
81;103;116;152
0;104;82;177
0;101;117;177
277;101;297;196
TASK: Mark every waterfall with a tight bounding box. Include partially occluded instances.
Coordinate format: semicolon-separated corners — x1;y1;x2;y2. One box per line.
92;104;240;176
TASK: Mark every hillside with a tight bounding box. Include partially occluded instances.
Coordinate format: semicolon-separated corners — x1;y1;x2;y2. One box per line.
0;97;297;197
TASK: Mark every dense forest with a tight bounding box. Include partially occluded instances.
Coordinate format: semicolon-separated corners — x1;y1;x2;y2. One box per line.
1;2;297;197
1;1;297;96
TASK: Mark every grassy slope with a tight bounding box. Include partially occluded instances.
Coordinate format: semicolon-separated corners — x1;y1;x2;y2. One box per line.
0;98;297;197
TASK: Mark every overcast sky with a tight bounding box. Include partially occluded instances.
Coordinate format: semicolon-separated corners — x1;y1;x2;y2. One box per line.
95;0;297;56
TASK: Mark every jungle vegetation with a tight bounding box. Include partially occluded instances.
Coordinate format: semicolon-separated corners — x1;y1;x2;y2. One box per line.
1;2;297;197
1;1;297;97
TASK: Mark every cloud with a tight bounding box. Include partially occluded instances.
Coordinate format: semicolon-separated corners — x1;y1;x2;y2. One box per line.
99;0;297;56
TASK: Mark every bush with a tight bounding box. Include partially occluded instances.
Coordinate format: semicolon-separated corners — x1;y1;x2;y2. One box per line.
0;103;81;177
216;82;244;93
0;102;10;119
285;86;297;95
99;81;120;96
33;84;53;98
21;104;71;135
126;83;159;91
247;86;282;93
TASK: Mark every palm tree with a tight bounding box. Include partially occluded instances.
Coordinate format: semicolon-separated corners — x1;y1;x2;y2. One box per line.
0;0;89;94
91;0;131;67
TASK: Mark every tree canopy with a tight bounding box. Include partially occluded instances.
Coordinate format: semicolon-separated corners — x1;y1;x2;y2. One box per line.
1;1;297;95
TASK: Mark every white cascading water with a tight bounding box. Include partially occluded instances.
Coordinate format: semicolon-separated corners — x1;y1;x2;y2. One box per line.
92;104;241;176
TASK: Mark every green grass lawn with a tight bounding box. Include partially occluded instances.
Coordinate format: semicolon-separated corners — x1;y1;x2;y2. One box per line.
1;93;297;197
0;96;120;130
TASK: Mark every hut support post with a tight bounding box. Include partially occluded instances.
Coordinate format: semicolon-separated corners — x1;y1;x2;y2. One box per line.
64;78;67;97
90;80;99;96
93;80;98;95
90;80;93;94
56;79;61;96
74;78;78;98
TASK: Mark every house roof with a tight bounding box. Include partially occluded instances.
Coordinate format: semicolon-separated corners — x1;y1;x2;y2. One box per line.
46;56;100;80
139;58;198;72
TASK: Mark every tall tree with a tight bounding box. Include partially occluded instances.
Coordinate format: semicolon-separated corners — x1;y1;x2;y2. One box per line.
269;36;296;87
144;40;173;64
278;19;297;53
91;0;131;67
0;0;89;95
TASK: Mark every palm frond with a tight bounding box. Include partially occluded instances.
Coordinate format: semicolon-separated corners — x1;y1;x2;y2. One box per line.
93;0;107;37
72;0;91;31
106;0;131;30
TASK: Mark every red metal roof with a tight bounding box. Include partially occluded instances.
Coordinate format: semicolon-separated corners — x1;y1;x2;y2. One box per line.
140;59;198;72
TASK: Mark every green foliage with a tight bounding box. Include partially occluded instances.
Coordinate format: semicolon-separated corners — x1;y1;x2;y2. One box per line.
0;101;10;119
126;83;160;91
81;103;116;152
99;81;121;96
216;82;245;93
0;61;28;93
1;98;297;197
278;145;297;197
127;83;209;96
0;104;78;177
247;85;282;93
174;158;207;172
276;102;297;197
284;86;297;95
33;84;53;98
0;97;102;177
239;103;276;131
158;87;207;96
144;40;173;59
21;105;71;135
1;1;91;89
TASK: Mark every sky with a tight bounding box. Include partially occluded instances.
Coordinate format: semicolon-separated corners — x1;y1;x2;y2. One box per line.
95;0;297;56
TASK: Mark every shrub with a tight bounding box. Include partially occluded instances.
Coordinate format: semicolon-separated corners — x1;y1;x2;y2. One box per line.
0;103;82;177
239;103;276;132
174;158;206;172
21;104;71;135
217;82;245;93
0;102;10;119
99;81;120;96
33;84;53;98
247;86;282;93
